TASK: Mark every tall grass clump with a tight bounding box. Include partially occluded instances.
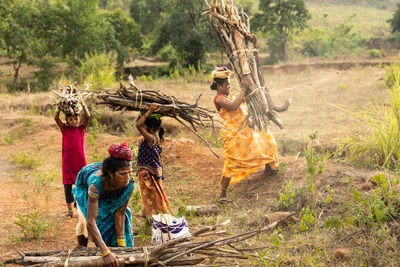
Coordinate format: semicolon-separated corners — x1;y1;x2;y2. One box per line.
384;61;400;88
335;79;400;169
76;52;117;89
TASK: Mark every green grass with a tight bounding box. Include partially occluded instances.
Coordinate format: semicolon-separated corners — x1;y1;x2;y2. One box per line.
306;3;393;38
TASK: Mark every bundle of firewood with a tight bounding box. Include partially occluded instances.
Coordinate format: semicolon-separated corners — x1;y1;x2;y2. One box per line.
52;83;92;116
95;75;220;157
7;214;294;267
203;0;292;131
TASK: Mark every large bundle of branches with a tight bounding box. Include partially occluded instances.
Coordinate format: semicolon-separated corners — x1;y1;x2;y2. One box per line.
95;75;220;157
8;214;294;267
203;0;292;131
52;83;92;116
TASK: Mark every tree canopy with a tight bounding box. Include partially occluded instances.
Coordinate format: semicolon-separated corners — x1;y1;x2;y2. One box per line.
251;0;310;63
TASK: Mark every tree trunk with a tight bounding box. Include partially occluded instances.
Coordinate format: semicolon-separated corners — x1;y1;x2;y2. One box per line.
12;60;22;91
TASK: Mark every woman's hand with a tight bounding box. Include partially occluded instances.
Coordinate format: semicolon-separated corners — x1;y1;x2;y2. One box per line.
103;251;120;267
242;74;253;90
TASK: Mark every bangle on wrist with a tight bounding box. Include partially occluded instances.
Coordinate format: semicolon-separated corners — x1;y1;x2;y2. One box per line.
117;236;126;247
102;249;111;257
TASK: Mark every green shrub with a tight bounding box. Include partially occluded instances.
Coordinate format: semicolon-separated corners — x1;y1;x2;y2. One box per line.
76;52;117;89
352;173;400;226
299;21;368;58
384;61;400;87
10;152;42;169
155;44;176;62
300;27;332;57
14;210;50;239
368;49;382;58
33;57;58;92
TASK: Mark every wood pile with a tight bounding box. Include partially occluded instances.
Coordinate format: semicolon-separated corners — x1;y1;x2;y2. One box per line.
95;75;220;157
203;0;292;131
52;83;92;116
7;213;294;267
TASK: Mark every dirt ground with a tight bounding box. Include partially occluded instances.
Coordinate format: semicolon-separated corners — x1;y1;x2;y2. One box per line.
0;54;399;265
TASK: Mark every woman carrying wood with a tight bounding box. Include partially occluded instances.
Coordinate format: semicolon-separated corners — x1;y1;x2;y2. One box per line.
73;142;135;266
211;67;279;203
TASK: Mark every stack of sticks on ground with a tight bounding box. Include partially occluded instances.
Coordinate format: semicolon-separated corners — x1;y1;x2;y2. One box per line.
203;0;292;131
9;213;294;267
95;75;220;157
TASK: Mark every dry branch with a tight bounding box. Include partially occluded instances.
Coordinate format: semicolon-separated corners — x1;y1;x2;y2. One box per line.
52;83;93;116
203;0;292;131
8;213;295;267
94;75;220;158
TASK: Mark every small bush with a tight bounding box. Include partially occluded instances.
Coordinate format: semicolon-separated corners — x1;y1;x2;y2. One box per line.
10;152;42;169
368;49;382;58
384;61;400;87
14;210;50;239
299;20;368;58
76;52;117;89
155;44;176;62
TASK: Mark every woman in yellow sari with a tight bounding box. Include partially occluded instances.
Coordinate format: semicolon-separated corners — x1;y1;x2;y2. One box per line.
211;67;279;203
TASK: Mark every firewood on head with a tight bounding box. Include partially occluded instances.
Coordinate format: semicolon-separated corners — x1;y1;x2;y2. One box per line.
204;0;292;131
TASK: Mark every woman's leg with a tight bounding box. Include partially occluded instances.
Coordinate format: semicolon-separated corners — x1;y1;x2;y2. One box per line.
264;164;278;177
64;184;74;217
77;235;88;247
220;176;231;199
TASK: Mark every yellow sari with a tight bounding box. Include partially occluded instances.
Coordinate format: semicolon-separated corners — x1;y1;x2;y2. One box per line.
217;93;278;184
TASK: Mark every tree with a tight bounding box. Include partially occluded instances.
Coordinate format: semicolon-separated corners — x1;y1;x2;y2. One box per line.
101;8;143;76
130;0;220;73
38;0;142;77
51;0;108;63
129;0;168;36
388;3;400;34
252;0;310;63
0;0;44;91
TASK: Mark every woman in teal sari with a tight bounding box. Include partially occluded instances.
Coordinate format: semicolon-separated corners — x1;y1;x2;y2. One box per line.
74;142;134;266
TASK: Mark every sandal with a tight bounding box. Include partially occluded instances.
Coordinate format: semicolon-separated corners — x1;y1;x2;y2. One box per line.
218;197;232;204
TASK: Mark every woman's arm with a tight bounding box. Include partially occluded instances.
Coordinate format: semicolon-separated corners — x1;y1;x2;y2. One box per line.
215;74;253;111
114;199;129;246
87;184;119;266
215;88;246;111
136;103;158;144
54;109;64;131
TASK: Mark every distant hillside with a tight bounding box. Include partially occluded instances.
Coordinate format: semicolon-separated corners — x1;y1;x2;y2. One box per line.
305;0;398;10
306;2;394;38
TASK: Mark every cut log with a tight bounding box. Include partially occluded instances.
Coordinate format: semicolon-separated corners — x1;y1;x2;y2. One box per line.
8;213;295;266
181;204;220;216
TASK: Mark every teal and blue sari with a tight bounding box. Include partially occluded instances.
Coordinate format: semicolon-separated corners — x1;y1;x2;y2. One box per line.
73;162;135;247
